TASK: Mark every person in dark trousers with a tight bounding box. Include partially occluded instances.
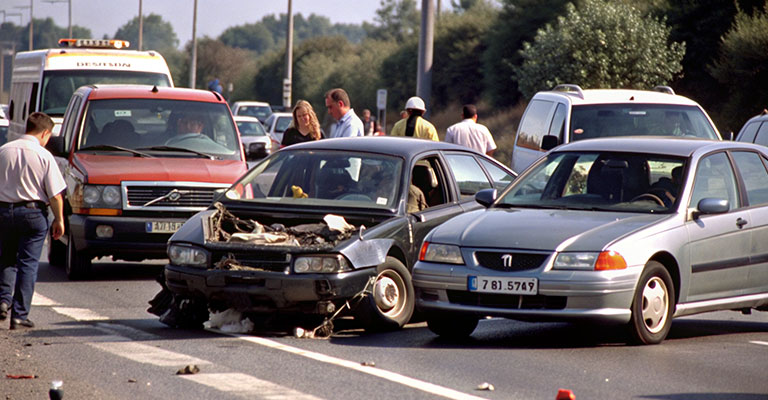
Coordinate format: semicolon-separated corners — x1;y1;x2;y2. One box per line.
0;112;66;329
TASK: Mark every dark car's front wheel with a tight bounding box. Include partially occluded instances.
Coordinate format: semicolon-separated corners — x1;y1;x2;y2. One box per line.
355;257;414;331
629;261;675;345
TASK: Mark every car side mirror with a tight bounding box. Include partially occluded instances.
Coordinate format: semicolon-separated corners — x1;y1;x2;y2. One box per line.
46;135;66;157
694;198;729;218
474;188;497;208
541;135;559;151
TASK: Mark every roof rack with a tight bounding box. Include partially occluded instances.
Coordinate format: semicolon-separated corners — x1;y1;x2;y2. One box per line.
552;84;584;99
653;85;675;95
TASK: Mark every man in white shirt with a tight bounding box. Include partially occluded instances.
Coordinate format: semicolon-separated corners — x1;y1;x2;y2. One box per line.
444;104;497;156
325;88;364;138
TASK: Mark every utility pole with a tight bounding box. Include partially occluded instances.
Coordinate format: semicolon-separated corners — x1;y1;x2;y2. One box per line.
138;0;143;50
189;0;197;88
283;0;293;109
417;0;435;118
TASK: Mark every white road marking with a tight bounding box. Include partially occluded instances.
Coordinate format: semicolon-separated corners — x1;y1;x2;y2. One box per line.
180;373;324;399
89;341;211;367
232;334;490;400
52;307;109;321
750;340;768;346
32;293;60;306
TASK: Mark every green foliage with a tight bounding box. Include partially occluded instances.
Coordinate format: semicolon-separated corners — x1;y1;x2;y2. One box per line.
1;18;92;50
710;2;768;132
113;13;179;54
513;0;685;98
219;23;274;53
366;0;420;42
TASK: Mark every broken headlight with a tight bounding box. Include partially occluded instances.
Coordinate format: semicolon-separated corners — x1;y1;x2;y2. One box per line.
168;244;209;268
293;255;352;274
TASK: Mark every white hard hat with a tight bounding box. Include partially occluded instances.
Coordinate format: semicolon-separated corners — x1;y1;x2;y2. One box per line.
405;96;426;111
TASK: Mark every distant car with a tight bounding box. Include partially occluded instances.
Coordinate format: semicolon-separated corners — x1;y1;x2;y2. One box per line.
155;137;516;331
0;104;8;119
234;115;274;160
263;111;293;144
734;109;768;146
510;84;723;173
414;136;768;345
231;101;272;124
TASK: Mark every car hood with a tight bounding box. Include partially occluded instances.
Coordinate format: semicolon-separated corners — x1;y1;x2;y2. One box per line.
74;153;246;184
241;136;271;146
429;207;667;252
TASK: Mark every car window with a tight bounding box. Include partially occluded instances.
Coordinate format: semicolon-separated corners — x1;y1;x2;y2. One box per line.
690;152;739;209
275;116;292;133
570;104;719;140
237;121;266;136
410;156;447;212
737;121;761;143
479;158;516;191
445;154;493;198
732;151;768;206
754;123;768;147
548;103;567;141
516;99;553;150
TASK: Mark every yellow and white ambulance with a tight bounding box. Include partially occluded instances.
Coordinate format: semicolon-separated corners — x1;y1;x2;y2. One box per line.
6;38;173;141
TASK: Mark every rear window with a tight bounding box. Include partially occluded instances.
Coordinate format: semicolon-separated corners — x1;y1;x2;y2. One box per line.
570;104;719;141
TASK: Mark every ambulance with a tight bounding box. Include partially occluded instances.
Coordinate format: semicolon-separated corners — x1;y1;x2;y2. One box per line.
6;38;173;141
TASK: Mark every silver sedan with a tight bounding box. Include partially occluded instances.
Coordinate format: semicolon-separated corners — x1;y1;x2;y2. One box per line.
413;137;768;344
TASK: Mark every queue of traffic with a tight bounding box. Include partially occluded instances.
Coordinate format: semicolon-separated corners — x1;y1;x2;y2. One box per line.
3;38;767;346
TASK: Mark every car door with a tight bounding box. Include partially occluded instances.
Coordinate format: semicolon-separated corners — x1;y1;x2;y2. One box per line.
684;151;750;301
731;150;768;294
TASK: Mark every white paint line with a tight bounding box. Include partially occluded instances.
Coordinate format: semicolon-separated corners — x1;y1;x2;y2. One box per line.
180;373;324;400
32;293;59;306
89;341;211;367
232;334;490;400
52;307;109;321
749;340;768;346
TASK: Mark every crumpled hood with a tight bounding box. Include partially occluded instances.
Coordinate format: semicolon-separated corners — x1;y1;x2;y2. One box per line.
429;208;666;252
74;153;246;184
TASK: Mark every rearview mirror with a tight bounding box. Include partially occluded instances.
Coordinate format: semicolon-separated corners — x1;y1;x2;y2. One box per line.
475;188;497;208
541;135;559;151
694;198;729;218
46;136;66;157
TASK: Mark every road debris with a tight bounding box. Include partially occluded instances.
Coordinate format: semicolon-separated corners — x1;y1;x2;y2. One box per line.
476;382;495;391
294;276;376;339
176;365;200;375
360;361;376;367
203;309;255;333
5;374;37;379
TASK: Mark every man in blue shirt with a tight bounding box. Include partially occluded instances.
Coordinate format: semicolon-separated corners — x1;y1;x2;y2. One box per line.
325;88;364;138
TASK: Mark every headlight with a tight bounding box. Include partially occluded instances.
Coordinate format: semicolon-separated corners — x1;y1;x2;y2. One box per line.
293;255;351;274
553;251;626;270
80;184;122;208
419;242;464;264
168;244;209;268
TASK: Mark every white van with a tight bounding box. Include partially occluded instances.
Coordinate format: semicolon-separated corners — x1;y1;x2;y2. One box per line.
7;38;173;142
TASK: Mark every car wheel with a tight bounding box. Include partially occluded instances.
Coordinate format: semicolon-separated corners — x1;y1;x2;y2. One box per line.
48;233;66;266
426;313;478;339
629;261;675;345
65;232;91;280
355;257;414;331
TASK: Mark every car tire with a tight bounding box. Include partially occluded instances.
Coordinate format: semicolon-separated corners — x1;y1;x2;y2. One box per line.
66;232;91;280
355;257;414;332
48;233;66;266
628;261;675;345
426;313;478;339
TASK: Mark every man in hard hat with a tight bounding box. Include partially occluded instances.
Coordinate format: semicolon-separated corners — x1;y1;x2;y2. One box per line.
389;96;438;141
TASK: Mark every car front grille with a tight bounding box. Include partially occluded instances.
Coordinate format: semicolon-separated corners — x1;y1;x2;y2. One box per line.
474;251;549;272
123;181;227;211
210;251;290;273
446;290;566;310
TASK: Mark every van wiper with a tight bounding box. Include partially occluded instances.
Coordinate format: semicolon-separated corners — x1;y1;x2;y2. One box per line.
137;145;216;159
78;145;154;158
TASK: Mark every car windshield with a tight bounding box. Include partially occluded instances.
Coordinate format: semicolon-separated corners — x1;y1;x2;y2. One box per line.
499;151;687;213
224;150;403;209
237;120;267;136
238;105;271;121
41;70;172;116
570;104;719;141
78;98;241;160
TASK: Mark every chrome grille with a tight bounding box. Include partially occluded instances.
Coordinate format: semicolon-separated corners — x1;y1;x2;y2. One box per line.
475;251;549;272
123;181;227;211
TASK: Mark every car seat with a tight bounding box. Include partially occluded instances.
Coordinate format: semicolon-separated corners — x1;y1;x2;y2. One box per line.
412;163;442;206
316;158;354;199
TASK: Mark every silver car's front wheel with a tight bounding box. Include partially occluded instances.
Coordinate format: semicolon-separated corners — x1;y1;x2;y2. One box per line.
629;261;675;345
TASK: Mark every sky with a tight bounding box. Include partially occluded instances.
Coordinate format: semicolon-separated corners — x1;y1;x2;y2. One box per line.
6;0;383;47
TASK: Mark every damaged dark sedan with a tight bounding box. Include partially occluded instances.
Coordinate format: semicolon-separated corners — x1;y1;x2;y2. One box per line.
152;137;516;332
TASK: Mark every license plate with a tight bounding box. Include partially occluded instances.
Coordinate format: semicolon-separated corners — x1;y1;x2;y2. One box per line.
146;221;184;233
468;276;538;295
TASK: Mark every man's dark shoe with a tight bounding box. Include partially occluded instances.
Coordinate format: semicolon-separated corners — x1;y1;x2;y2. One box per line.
10;318;34;330
0;302;8;321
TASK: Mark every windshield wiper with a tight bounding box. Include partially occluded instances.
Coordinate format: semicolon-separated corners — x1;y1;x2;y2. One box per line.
496;203;570;210
137;145;216;159
78;145;154;158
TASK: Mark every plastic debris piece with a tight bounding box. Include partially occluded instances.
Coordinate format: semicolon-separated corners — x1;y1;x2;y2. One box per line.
323;214;354;232
360;361;375;367
176;365;200;375
128;379;137;383
6;374;37;379
556;388;576;400
476;382;495;391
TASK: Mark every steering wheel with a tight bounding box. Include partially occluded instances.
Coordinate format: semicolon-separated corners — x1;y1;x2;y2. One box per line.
631;191;666;206
335;193;373;202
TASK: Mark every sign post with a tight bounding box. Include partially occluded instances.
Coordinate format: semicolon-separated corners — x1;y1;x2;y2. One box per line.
376;89;387;134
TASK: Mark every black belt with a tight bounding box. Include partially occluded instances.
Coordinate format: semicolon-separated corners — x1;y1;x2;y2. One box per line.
0;201;47;209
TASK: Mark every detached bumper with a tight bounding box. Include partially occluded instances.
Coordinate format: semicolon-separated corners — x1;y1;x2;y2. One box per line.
164;264;376;314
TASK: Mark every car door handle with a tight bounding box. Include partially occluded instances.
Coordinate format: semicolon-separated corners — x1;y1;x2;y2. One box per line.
736;218;748;228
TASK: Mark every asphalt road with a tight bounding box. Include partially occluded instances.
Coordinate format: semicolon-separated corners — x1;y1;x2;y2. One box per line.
2;255;768;400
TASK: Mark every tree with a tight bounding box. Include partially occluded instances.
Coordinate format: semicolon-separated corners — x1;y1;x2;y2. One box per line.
219;23;274;54
113;13;179;53
513;0;685;98
177;37;255;95
365;0;420;42
710;2;768;132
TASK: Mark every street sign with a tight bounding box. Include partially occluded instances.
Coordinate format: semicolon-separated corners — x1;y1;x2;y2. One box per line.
376;89;387;110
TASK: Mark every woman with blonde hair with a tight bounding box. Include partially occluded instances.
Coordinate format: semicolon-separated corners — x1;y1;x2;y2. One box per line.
281;100;324;147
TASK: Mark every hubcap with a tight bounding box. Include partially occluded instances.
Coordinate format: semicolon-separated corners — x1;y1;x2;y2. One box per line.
374;275;400;312
641;276;669;334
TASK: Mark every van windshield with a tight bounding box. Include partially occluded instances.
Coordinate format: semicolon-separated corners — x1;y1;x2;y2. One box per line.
79;99;241;160
41;70;172;116
569;104;720;141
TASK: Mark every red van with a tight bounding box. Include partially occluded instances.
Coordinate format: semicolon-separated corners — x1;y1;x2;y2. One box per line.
46;85;248;279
